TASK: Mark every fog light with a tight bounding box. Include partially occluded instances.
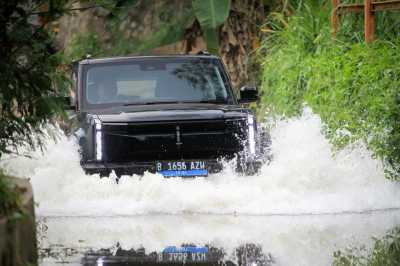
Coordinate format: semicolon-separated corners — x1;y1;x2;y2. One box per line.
248;115;256;155
94;118;102;161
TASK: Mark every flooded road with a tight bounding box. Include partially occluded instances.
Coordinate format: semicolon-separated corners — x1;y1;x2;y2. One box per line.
37;210;400;265
2;110;400;265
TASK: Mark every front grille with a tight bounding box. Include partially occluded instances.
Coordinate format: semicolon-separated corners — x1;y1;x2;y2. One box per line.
102;119;246;162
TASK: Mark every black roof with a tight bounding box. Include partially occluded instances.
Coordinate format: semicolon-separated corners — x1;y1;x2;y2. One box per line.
78;54;219;65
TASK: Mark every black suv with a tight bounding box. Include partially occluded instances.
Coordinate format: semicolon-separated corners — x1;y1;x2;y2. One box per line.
70;54;270;177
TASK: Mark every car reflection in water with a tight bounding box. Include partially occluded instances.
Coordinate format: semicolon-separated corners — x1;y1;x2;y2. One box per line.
82;243;274;266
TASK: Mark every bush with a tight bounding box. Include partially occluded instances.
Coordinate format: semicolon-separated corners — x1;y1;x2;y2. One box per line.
0;1;69;158
305;41;400;178
261;0;400;179
333;227;400;266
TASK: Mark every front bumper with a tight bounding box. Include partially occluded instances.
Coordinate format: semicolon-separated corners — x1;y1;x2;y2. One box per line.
81;160;224;176
81;158;263;177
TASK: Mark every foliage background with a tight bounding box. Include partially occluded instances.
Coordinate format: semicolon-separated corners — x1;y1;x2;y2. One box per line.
62;0;266;92
0;1;70;160
333;226;400;266
260;0;400;179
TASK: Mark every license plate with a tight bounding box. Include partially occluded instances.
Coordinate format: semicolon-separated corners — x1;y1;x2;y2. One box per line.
156;161;208;177
159;246;209;263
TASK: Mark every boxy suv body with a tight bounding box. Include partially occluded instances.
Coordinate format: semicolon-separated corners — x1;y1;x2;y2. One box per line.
70;54;269;177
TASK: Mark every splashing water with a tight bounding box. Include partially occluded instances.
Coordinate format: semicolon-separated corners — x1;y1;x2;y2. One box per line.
1;109;399;217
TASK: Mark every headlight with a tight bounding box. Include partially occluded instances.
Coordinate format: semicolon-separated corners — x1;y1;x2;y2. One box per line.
93;118;102;161
247;114;256;155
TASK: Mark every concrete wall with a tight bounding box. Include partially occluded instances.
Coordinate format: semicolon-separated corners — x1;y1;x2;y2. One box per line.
0;178;37;266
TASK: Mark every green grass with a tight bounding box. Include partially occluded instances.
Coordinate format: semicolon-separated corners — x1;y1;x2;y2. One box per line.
333;227;400;266
260;0;400;179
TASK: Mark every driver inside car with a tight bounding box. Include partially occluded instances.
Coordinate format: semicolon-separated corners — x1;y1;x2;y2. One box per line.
95;80;118;103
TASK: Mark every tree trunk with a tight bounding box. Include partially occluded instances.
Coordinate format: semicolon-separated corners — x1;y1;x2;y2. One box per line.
220;0;264;93
183;0;265;94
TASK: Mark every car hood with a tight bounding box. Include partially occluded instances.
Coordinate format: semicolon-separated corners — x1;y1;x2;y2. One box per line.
89;103;249;123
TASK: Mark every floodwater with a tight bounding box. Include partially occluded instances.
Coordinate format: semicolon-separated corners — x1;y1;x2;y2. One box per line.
2;109;400;265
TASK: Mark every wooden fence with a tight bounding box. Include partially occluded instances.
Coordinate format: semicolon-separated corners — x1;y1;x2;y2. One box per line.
332;0;400;43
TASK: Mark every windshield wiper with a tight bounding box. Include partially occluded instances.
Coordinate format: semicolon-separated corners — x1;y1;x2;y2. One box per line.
199;100;227;104
123;101;181;106
180;100;227;104
123;100;227;106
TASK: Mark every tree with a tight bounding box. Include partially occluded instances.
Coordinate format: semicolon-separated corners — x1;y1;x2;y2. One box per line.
0;1;69;158
186;0;265;91
63;0;266;93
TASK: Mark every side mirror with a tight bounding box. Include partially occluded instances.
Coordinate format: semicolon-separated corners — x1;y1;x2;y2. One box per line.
239;86;258;103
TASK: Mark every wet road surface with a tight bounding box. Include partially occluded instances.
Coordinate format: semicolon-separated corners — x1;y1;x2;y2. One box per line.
38;209;400;265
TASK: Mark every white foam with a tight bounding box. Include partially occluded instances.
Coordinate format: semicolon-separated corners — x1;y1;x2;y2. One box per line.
1;109;399;217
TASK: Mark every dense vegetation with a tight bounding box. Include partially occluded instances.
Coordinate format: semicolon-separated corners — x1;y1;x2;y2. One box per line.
67;0;231;59
260;0;400;179
66;0;266;91
333;227;400;266
0;1;70;159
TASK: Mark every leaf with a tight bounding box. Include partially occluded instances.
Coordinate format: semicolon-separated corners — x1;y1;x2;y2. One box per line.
202;28;219;55
192;0;231;54
192;0;230;29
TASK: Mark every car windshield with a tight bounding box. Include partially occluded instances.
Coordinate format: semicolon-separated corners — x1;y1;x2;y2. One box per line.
83;58;233;107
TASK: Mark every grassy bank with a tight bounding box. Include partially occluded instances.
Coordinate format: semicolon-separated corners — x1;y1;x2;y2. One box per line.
333;227;400;266
260;0;400;179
